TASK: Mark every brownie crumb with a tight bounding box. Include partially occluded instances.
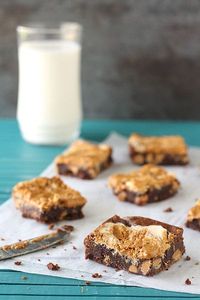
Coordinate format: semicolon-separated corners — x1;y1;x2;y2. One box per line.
185;278;192;285
21;276;28;280
58;225;74;233
81;275;84;278
195;262;199;265
48;224;54;230
85;281;91;285
185;256;191;261
92;273;102;278
52;246;57;249
46;253;50;255
58;240;65;245
164;207;173;212
47;262;60;271
14;261;22;266
37;259;41;262
103;270;107;273
18;239;22;242
1;238;5;241
73;246;77;250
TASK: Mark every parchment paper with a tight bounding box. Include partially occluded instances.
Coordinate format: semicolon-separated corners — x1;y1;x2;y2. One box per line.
0;133;199;294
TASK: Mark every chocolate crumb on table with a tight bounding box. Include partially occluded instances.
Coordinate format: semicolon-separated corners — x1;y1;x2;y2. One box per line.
47;262;60;271
73;246;77;250
108;164;180;205
59;225;74;233
92;273;102;278
84;215;185;276
164;207;173;213
186;199;200;231
21;276;28;280
48;224;54;230
14;261;22;266
185;278;192;285
12;176;86;223
128;133;189;165
85;281;91;285
55;140;112;179
185;256;191;261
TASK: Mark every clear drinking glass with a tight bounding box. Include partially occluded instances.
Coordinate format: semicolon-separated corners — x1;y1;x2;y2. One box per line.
17;23;82;145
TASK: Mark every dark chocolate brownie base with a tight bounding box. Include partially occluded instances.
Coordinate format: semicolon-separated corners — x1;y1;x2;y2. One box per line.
113;183;178;206
186;219;200;232
129;146;188;166
57;156;112;179
84;215;185;276
21;205;84;223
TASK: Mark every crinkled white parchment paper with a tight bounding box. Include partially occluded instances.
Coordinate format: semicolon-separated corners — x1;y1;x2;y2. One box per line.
0;133;200;294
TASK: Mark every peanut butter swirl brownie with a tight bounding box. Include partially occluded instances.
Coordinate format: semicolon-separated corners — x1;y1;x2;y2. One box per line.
128;133;189;165
55;140;112;179
186;200;200;231
84;215;185;276
108;164;180;205
12;176;86;223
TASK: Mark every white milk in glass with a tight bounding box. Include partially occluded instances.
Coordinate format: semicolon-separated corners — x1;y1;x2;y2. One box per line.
17;40;82;145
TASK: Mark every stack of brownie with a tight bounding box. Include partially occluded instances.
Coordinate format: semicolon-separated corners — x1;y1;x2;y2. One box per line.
11;133;198;277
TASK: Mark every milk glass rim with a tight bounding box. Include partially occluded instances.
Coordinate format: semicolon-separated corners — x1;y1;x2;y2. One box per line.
17;22;82;35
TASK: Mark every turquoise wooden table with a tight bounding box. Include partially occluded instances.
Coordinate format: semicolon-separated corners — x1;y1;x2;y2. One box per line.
0;119;200;300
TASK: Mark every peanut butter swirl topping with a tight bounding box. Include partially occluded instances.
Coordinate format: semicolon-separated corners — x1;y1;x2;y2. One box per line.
93;222;174;260
129;134;188;155
187;199;200;221
13;176;86;210
108;164;180;194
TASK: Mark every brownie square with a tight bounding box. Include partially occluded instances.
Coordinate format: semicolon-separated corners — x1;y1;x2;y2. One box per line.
186;199;200;231
55;140;112;179
84;215;185;276
128;133;189;165
12;176;87;223
108;164;180;205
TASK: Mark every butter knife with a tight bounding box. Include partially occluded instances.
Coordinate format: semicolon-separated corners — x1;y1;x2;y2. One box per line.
0;225;73;261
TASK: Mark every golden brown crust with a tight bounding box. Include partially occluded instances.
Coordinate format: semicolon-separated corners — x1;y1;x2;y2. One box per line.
187;199;200;222
55;140;112;178
128;134;188;156
92;221;174;260
108;164;180;194
12;176;86;211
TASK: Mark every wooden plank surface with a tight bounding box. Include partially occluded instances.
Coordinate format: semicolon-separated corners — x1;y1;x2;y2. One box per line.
0;119;199;300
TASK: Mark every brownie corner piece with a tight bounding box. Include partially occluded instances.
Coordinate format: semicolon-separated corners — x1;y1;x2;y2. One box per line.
186;199;200;231
55;140;112;179
128;133;189;165
12;176;86;223
108;164;180;205
84;215;185;276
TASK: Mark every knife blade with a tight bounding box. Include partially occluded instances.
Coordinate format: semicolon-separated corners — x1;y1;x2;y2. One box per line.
0;225;73;261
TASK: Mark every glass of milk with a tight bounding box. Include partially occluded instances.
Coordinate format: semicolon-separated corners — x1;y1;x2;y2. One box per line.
17;23;82;145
